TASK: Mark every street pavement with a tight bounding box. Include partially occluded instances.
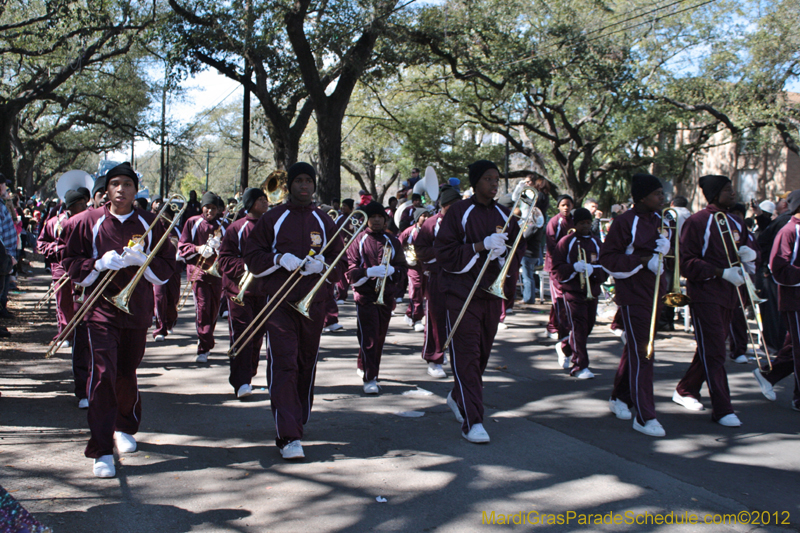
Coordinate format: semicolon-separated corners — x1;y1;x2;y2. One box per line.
1;266;798;532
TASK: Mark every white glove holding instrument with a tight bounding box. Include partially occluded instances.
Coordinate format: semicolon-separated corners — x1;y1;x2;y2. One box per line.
197;244;215;259
483;233;508;260
207;235;221;251
573;261;588;273
722;267;746;287
122;243;147;267
301;255;325;276
647;254;664;275
743;261;756;275
367;265;387;278
95;250;125;272
655;236;670;256
737;245;757;264
279;253;303;272
386;265;396;277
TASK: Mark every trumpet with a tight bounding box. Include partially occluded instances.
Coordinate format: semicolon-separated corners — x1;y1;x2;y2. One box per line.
375;242;393;306
714;211;771;372
443;187;539;352
577;247;594;301
228;210;369;358
46;195;187;358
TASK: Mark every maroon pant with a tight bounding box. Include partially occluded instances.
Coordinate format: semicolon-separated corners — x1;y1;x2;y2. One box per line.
323;283;339;328
612;304;657;425
563;291;598;374
334;278;349;302
84;324;147;458
611;308;623;331
355;302;392;381
55;278;74;338
765;312;800;403
71;322;90;400
445;294;502;434
265;300;324;448
153;270;181;338
727;303;748;359
676;303;735;421
405;269;425;321
422;272;445;364
227;295;265;393
192;277;222;354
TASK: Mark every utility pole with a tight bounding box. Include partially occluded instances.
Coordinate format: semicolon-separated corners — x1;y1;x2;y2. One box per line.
240;0;253;193
131;136;135;169
205;148;211;192
159;62;168;198
504;117;510;194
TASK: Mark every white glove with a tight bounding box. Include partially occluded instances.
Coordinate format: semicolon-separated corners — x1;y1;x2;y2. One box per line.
387;265;396;277
483;233;508;260
647;254;664;275
301;256;324;276
584;264;594;277
207;236;221;251
367;265;387;278
744;261;756;275
573;261;588;273
196;244;214;259
95;250;125;272
279;253;303;272
738;245;757;263
122;243;147;267
655;237;670;255
722;267;745;287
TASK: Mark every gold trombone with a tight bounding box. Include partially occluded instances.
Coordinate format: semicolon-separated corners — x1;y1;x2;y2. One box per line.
46;195;187;358
442;187;539;352
34;272;70;310
714;211;771;372
227;210;369;358
374;242;393;306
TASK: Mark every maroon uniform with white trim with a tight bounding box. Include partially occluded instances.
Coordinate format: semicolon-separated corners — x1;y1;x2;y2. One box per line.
398;224;425;322
416;212;446;364
545;213;573;336
153;225;182;338
37;212;73;337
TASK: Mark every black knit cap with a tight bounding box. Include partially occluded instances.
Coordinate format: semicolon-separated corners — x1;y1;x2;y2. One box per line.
287;162;316;189
631;173;662;202
361;201;386;218
556;194;575;206
242;187;267;212
468;160;499;187
106;162;138;189
342;198;354;209
201;191;219;207
439;185;461;206
787;190;800;215
76;187;90;200
64;190;85;209
698;174;730;203
573;207;592;224
92;176;106;197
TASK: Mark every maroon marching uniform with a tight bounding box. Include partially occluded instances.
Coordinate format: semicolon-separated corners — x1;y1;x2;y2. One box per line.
416;213;446;364
435;197;523;433
332;213;353;303
545;213;573;337
552;233;608;375
345;229;408;382
243;202;344;448
63;205;176;458
178;214;227;355
153;225;182;339
37;213;73;338
398;224;425;323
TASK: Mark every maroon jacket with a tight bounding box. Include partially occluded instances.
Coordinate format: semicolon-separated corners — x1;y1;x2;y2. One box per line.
769;215;800;312
62;206;177;329
178;214;227;285
399;204;417;230
218;214;265;299
544;212;573;272
434;197;524;301
398;223;424;273
599;209;670;306
37;212;70;278
681;205;749;309
242;202;344;304
415;212;443;276
552;233;608;297
345;229;408;304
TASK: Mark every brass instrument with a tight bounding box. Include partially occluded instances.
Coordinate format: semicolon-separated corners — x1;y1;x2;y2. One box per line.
204;200;244;278
46;195;187;357
177;255;208;311
577;247;594;301
443;187;539;352
262;170;288;205
228;210;369;358
328;209;338;219
230;271;254;307
34;272;70;310
404;244;417;266
714;211;772;372
374;242;393;306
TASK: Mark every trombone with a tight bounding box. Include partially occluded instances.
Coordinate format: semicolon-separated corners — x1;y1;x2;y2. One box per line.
46;195;187;358
374;242;393;306
646;208;689;359
714;211;772;372
35;272;70;310
442;187;539;352
227;210;369;358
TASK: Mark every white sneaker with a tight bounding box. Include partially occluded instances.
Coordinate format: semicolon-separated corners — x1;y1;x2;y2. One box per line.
504;308;514;315
154;334;165;342
717;413;742;427
555;341;570;370
427;363;446;379
167;329;174;335
497;322;508;330
609;398;632;420
78;398;89;409
237;383;253;399
196;352;209;363
672;390;705;411
363;379;379;394
404;316;414;328
620;331;627;345
446;391;464;423
335;300;345;305
222;310;229;318
114;431;137;453
356;368;365;379
396;297;404;303
413;321;424;332
633;418;665;437
547;331;559;340
280;440;305;460
732;354;749;364
60;340;71;349
462;423;490;443
93;455;115;478
610;328;624;337
326;323;343;332
752;369;776;401
574;368;595;379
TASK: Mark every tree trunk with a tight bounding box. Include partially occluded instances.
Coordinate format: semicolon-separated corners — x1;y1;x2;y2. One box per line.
0;113;16;186
315;110;344;204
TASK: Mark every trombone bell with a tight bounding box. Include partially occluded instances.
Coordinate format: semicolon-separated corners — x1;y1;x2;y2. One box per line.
105;287;134;315
662;292;690;308
205;261;222;278
289;292;314;319
484;276;507;300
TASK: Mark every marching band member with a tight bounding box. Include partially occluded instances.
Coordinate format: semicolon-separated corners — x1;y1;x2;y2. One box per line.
218;187;268;399
398;193;423;232
673;175;752;427
754;189;800;411
415;185;462;378
436;160;523;444
544;195;574;342
62;163;176;477
90;176;106;209
552;207;608;378
178;192;226;363
345;201;407;393
726;203;758;363
152;204;183;342
599;173;671;437
398;207;430;332
243;162;343;460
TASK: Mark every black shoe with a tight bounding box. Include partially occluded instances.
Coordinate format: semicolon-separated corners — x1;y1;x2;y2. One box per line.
0;309;13;319
0;326;10;338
